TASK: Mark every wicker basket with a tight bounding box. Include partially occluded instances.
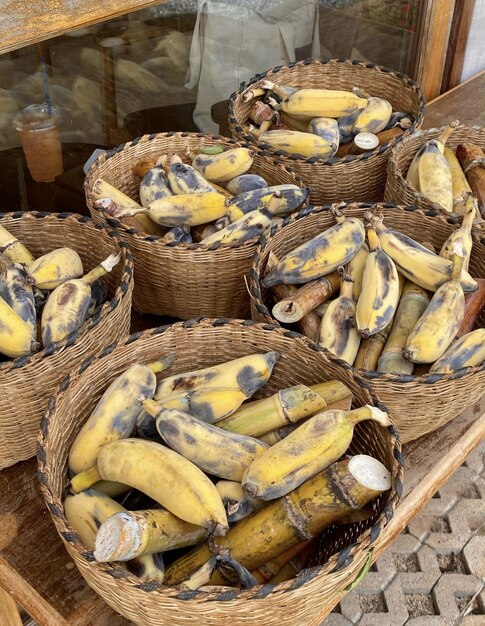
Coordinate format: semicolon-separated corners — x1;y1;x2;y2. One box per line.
38;319;402;626
385;124;485;216
229;58;425;205
0;212;133;470
85;133;306;319
249;203;485;443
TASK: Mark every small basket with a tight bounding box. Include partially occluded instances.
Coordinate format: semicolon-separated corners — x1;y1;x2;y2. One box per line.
229;58;425;205
249;203;485;443
0;212;133;470
85;133;306;319
385;124;485;216
38;319;402;626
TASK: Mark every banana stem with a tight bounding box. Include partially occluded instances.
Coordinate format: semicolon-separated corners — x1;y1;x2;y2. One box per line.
458;279;485;336
272;272;340;323
354;325;391;370
347;405;391;427
146;354;176;374
82;253;121;285
437;119;459;146
70;466;102;493
251;539;312;584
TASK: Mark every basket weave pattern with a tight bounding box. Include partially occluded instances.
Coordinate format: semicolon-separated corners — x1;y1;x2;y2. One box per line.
85;132;305;319
38;319;402;626
385;124;485;216
249;203;485;443
0;212;133;469
229;58;425;204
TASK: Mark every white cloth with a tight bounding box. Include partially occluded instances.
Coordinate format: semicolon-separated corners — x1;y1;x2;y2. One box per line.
186;0;320;133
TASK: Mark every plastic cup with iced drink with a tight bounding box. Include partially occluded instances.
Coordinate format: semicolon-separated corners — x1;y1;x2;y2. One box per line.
13;104;63;182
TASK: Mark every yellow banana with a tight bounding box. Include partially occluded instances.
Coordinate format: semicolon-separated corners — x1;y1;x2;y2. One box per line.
318;270;360;365
366;213;477;292
404;249;466;363
347;241;369;299
261;210;366;287
192;147;254;183
94;508;208;562
64;489;165;583
0;261;36;336
0;224;35;265
0;295;40;358
281;88;368;119
356;226;401;338
308;117;340;149
68;356;174;474
70;438;228;534
202;207;271;246
439;195;475;271
444;147;474;215
215;480;264;523
224;184;308;223
154;351;279;401
145;403;269;481
24;247;84;290
430;328;485;374
139;164;172;207
151;386;248;423
41;253;120;347
352;97;392;135
258;130;337;159
418;142;453;212
167;155;216;195
377;281;430;375
242;405;390;500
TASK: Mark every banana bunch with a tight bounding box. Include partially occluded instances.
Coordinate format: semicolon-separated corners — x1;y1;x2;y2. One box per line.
223;184;309;224
258;129;338;159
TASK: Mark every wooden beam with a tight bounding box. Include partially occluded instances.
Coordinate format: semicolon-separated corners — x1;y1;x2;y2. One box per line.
442;0;476;92
0;586;23;626
0;1;166;55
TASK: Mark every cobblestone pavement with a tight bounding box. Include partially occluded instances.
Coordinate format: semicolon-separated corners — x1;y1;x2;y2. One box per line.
322;441;485;626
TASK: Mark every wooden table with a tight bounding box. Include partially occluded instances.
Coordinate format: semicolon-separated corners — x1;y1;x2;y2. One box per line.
1;76;485;626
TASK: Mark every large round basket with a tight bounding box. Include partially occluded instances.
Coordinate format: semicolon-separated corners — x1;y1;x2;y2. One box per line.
229;58;425;205
38;319;402;626
85;133;306;319
385;124;485;216
0;212;133;469
249;203;485;443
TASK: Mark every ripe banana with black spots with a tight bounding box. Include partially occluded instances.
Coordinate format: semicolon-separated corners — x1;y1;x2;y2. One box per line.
439;195;475;271
356;226;401;338
153;386;248;423
192;147;254;183
161;225;192;244
318;270;360;365
154;351;279;401
41;253;120;347
69;356;175;474
225;174;268;195
145;403;269;481
64;489;166;583
202;206;272;246
242;405;390;500
0;260;36;336
167;155;216;194
258;129;337;159
24;247;84;290
352;97;392;135
139;164;172;207
347;242;369;299
337;112;359;145
366;213;477;292
307;117;339;151
281;88;368;119
224;184;308;223
261;210;366;287
70;438;229;534
430;328;485;373
0;295;40;358
215;480;264;523
0;224;35;265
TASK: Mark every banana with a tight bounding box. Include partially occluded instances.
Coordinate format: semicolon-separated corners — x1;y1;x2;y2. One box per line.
161;225;192;244
337;112;359;145
279;112;310;132
0;261;36;336
94;509;208;562
24;248;84;290
384;111;413;131
430;328;485;373
347;242;369;300
352;97;392;135
242;405;390;500
366;213;477;292
404;248;466;363
377;281;430;375
308;117;339;150
417;142;453;212
444;147;473;215
356;226;401;338
202;207;271;246
258;130;337;159
41;253;120;347
281;88;368;119
318;269;360;365
0;295;40;358
70;438;229;534
154;351;279;401
225;174;268;195
146;403;269;481
192;148;254;183
215;480;264;523
64;490;166;583
139;165;172;207
261;209;366;287
68;356;175;474
152;386;248;423
0;224;35;265
167;155;216;195
224;184;309;223
439;195;475;271
406;143;426;190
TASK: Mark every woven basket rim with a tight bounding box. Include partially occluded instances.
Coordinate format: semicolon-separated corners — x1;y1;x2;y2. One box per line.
0;211;134;373
249;201;485;384
387;123;485;216
228;57;426;165
84;131;310;247
37;317;403;603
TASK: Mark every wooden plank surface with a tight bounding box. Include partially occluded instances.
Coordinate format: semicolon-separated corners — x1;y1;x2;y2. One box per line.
0;1;165;55
442;0;476;92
